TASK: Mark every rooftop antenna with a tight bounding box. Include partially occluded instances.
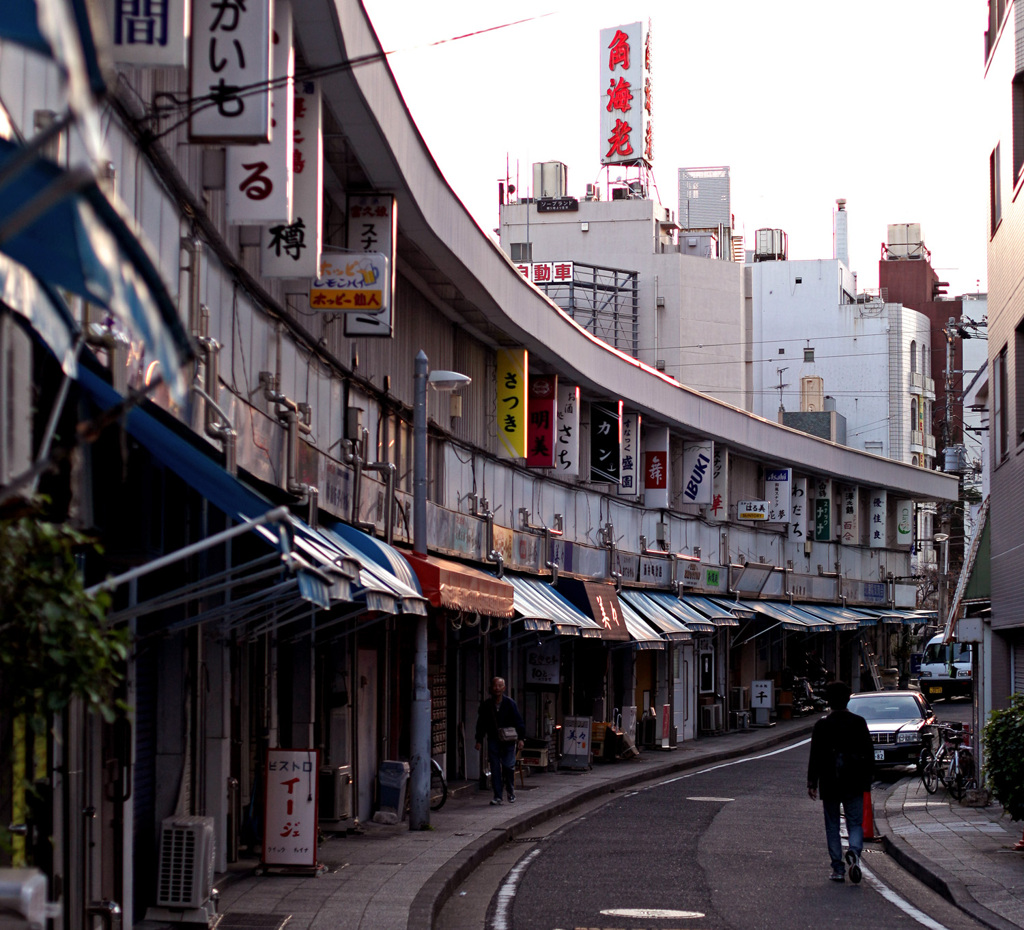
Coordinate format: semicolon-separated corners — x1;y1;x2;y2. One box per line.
776;367;789;416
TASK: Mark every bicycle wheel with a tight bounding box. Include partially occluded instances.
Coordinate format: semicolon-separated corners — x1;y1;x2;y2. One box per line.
949;752;968;800
953;749;977;800
919;748;938;794
429;758;447;811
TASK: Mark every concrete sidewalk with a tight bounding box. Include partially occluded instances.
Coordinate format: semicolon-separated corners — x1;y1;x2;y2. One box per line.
204;717;1024;930
877;773;1024;930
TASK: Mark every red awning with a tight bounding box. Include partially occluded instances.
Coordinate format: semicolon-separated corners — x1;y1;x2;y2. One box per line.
401;552;515;618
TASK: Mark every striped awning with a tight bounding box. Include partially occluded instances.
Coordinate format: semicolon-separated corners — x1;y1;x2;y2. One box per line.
619;591;692;641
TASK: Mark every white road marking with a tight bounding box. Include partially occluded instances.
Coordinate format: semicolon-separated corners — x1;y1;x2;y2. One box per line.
493;738;951;930
600;907;706;918
861;864;950;930
491;847;541;930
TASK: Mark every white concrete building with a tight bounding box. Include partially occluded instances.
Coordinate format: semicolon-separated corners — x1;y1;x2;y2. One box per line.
748;255;936;467
500;193;750;407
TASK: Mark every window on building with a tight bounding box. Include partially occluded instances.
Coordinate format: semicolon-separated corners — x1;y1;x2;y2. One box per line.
1014;75;1024;186
991;144;1003;235
803;347;814;362
1016;321;1024;440
994;344;1008;461
510;242;532;262
910;340;917;374
911;398;919;434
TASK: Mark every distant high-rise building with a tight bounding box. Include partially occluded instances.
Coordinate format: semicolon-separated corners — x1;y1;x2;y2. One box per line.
678;166;730;230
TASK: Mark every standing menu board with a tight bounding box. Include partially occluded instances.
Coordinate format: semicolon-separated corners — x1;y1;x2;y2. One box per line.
263;748;319;870
561;716;592;770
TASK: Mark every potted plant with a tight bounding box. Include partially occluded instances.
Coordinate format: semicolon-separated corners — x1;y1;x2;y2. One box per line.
983;692;1024;850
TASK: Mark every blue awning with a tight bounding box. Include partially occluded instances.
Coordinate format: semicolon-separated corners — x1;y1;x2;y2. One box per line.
505;576;603;637
645;592;716;634
0;139;193;399
619;591;692;641
792;603;864;631
617;598;667;650
684;595;740;626
736;600;814;632
327;521;421;593
703;596;758;621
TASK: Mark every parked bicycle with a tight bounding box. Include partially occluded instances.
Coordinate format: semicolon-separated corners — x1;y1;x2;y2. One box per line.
404;757;448;817
919;723;977;800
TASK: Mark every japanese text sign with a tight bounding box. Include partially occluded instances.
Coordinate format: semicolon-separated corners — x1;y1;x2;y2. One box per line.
190;0;272;142
709;446;728;522
841;486;859;545
556;383;580;476
896;499;913;547
617;412;640;496
526;641;561;685
262;748;318;868
112;0;189;66
643;425;669;509
869;490;887;549
764;468;791;523
527;375;558;468
737;500;769;521
496;348;528;459
590;401;621;483
226;0;294;224
814;478;832;541
514;261;575;285
789;477;808;541
599;20;652;167
344;194;396;337
264;80;322;277
682;440;713;505
310;251;388;313
583;582;629;641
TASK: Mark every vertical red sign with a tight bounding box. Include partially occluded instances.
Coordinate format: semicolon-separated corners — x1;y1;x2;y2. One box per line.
527;375;558;468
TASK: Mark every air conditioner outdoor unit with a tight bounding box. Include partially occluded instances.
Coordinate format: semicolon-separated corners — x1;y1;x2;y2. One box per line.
146;816;216;924
319;765;353;823
700;705;722;732
729;686;749;711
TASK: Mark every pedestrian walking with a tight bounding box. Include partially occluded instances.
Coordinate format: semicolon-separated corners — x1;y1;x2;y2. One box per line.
474;677;525;805
806;680;874;883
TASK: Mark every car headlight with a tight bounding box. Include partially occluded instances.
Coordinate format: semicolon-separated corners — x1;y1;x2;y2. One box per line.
897;731;922;743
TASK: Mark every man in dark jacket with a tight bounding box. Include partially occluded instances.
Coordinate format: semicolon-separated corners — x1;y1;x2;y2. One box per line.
807;681;874;883
474;677;525;805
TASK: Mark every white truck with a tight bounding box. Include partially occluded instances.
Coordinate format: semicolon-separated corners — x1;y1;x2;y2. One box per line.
917;633;973;701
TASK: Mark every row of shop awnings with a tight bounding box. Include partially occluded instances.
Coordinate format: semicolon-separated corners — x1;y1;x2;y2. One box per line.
75;361;932;641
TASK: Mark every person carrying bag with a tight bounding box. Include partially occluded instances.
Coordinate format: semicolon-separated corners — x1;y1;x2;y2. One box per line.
475;677;525;805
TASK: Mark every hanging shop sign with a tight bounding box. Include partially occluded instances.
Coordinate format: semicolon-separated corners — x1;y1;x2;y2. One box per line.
682;440;713;505
709;445;728;521
617;412;640;496
764;467;791;523
226;0;294;224
555;383;580;476
343;194;396;337
263;80;322;277
112;0;189;66
309;250;388;313
643;425;669;510
599;20;653;167
590;401;621;483
896;498;913;547
869;490;887;549
737;500;770;521
789;478;808;541
813;477;832;542
526;641;561;685
526;375;558;468
841;486;860;545
496;348;528;459
263;748;319;869
191;0;273;142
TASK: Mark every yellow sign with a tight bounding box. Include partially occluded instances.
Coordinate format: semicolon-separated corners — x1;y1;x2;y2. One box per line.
309;253;387;313
496;348;527;459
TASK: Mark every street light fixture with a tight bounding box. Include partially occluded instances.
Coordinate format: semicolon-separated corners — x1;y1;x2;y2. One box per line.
410;351;470;831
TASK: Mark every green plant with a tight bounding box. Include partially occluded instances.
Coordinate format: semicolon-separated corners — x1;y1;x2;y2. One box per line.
0;506;127;726
983;692;1024;821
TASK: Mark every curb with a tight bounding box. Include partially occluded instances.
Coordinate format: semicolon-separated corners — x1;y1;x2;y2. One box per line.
876;781;1021;930
409;721;817;930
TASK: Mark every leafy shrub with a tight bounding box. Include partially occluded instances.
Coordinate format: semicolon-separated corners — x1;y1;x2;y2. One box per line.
983;692;1024;822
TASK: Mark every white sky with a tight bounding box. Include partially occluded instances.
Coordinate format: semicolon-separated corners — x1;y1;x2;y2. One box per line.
361;1;989;300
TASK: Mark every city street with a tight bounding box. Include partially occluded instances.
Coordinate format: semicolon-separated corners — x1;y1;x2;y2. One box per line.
440;726;987;930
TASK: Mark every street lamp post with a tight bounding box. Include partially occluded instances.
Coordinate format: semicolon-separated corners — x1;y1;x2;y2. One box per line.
934;531;950;633
409;351;470;830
